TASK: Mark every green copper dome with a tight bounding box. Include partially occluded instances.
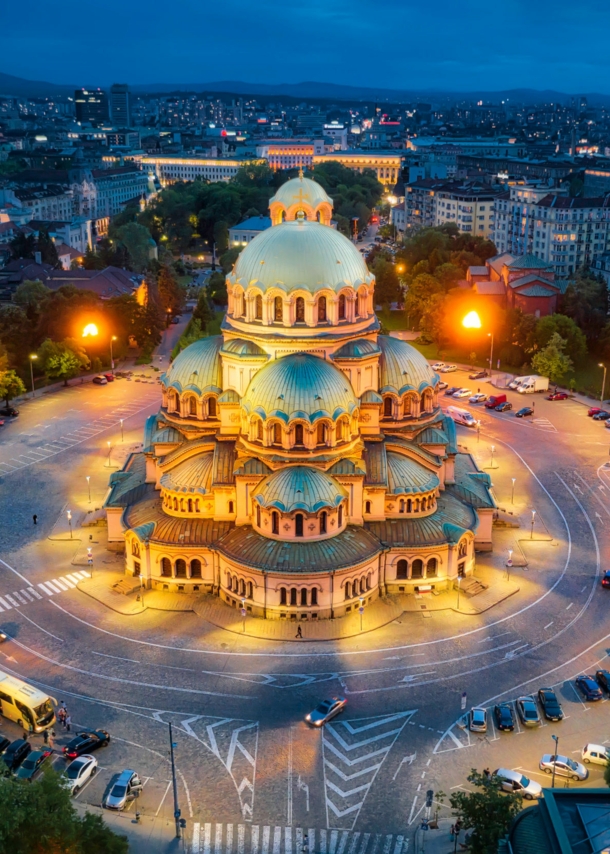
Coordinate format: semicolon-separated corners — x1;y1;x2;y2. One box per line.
228;220;374;295
242;352;358;424
332;338;381;360
378;335;438;395
387;452;440;495
221;338;269;359
270;175;332;211
159;453;214;494
161;336;223;395
254;465;347;513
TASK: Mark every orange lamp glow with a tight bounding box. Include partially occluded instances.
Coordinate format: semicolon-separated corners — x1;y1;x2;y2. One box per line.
82;323;99;337
462;311;482;329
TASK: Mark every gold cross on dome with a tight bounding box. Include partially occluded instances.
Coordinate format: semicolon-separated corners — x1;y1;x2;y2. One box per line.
298;166;304;179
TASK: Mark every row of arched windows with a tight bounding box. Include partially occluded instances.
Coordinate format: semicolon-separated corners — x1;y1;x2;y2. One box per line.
160;557;202;578
162;494;234;515
250;417;352;449
259;506;341;537
234;290;368;325
279;586;319;607
166;390;217;419
345;575;372;600
396;558;437;580
382;391;435;419
397;495;436;513
227;575;254;599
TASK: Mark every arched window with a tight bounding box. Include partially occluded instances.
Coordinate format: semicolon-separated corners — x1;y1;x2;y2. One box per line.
255;295;263;320
239;579;246;597
320;511;327;534
191;559;202;578
227;574;233;591
426;558;438;577
179;498;184;512
311;588;318;606
280;587;287;605
365;500;371;514
359;578;365;595
195;499;200;512
256;504;261;527
399;499;405;513
132;540;140;557
168;390;177;412
290;587;297;606
274;296;283;322
384;397;393;418
296;297;305;322
345;581;352;600
317;423;327;445
295;514;304;537
272;511;279;535
318;296;327;322
173;497;178;510
273;423;282;445
161;557;172;577
188;498;193;513
338;504;343;527
338;294;346;320
397;560;408;579
208;397;217;417
247;581;253;599
407;498;412;513
257;419;263;440
228;501;234;514
189;396;197;416
175;559;187;578
336;420;343;442
294;424;304;445
458;540;468;559
411;559;424;579
300;588;308;606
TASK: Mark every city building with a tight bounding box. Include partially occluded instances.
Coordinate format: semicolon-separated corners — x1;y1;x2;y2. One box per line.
465;252;566;316
312;151;402;186
403;180;502;236
229;216;272;247
28;218;92;254
110;84;131;128
493;184;610;275
104;174;495;619
91;166;150;218
142;155;264;186
74;88;109;126
256;140;326;170
584;164;610;196
509;788;610;853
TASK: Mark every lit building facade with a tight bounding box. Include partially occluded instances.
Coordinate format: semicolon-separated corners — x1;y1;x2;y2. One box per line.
312;152;402;186
142;155;264;186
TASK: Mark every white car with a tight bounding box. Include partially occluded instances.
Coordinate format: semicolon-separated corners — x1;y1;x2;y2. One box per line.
437;381;449;390
453;388;472;399
62;754;98;795
469;707;487;733
539;754;588;781
441;364;457;373
431;362;445;371
469;393;487;404
582;744;609;766
493;768;542;800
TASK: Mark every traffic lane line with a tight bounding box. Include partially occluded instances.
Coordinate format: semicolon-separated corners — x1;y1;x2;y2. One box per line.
567;680;590;711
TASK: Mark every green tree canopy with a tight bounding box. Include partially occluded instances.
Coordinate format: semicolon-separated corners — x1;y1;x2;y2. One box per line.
115;222;155;272
561;271;607;347
450;769;523;854
531;332;574;383
535;313;587;365
157;265;185;315
371;256;401;307
13;280;51;317
38;338;90;386
0;370;26;405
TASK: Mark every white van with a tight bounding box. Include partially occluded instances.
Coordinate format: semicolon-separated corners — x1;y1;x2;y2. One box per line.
508;375;529;390
447;406;477;428
582;744;609;766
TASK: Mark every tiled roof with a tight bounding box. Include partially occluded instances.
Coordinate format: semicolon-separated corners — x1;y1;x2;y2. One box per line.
254;466;347;513
415;427;449;445
379;335;438;395
487;252;515;275
508;273;557;290
104;453;150;509
229;216;271;231
386;452;439;495
474;281;506;295
363;441;387;486
365;490;476;546
332;339;381;360
446;454;496;510
507;253;553;270
518;285;558;297
160;438;216;467
234;457;272;477
160;336;223;395
537;194;610;209
213;441;236;485
328;458;366;476
125;495;232;545
160;453;214;494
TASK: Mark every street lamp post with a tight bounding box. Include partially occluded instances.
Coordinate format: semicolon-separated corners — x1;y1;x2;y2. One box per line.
359;597;364;632
456;575;462;610
477;421;481;444
29;354;37;398
168;722;182;839
241;598;246;632
511;478;516;505
110;336;117;375
599;363;607;405
551;735;559;788
66;509;72;539
490;445;495;468
507;550;513;582
120;419;124;442
86;476;91;503
488;333;494;380
106;441;112;468
530;509;536;540
140;575;145;609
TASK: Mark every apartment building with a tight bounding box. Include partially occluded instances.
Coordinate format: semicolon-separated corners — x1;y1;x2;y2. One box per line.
91;166;150;217
256;139;326;170
404;179;502;236
142;155;263;186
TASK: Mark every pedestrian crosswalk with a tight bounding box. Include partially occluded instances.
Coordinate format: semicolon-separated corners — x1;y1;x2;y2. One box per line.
190;824;407;854
0;571;89;612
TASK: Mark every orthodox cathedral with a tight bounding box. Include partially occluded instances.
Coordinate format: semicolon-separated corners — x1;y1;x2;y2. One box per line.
105;174;495;620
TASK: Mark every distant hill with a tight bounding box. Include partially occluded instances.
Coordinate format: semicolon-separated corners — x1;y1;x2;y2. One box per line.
2;70;610;106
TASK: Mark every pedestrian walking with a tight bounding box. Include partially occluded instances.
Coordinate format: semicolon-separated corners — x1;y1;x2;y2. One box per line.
43;729;49;745
295;625;303;639
483;767;491;780
48;729;55;749
32;514;37;525
65;714;71;732
57;707;65;726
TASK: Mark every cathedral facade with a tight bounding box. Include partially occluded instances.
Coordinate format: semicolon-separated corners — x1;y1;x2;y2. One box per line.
105;175;495;621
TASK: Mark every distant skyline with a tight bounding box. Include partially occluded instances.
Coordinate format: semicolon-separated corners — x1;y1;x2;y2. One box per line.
3;0;610;93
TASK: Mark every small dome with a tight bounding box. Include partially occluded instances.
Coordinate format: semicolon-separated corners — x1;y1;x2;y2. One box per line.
228;220;373;295
161;336;223;395
242;352;358;424
270;175;332;211
160;453;214;494
221;338;268;358
332;338;381;360
387;452;440;495
378;335;437;395
254;466;347;513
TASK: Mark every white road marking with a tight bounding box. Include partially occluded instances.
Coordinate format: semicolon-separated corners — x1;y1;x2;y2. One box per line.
154;779;172;816
58;576;76;589
0;597;11;610
52;579;69;591
38;582;55;595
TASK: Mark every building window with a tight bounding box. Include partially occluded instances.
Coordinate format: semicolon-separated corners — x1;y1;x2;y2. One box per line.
458;540;468;559
247;581;253;599
228;501;234;514
365;500;371;514
294;424;304;446
383;397;393;418
188;498;193;513
345;581;352;599
255;295;263;320
311;588;318;606
161;557;172;577
133;561;141;576
338;294;346;320
300;588;308;606
189;397;197;416
274;296;283;322
320;511;327;534
338;504;343;527
208;397;217;417
272;511;279;535
411;559;423;579
175;559;187;578
132;540;140;557
399;499;405;513
256;504;261;527
295;297;305;322
290;587;297;606
317;423;327;445
190;559;202;578
426;558;437;577
257;419;263;440
295;514;304;537
318;296;327;322
280;587;287;605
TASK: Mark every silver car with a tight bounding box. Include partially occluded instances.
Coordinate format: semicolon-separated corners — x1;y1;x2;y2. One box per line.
493;768;542;800
469;707;487;733
539;754;589;782
62;754;98;795
104;769;142;809
305;697;347;727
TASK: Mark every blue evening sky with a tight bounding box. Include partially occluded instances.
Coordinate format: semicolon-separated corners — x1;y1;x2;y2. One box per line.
2;0;607;92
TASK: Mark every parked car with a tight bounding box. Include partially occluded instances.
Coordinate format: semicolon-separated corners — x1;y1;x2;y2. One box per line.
103;373;114;382
593;411;610;420
595;669;610;692
469;393;487;404
516;696;541;727
431;363;445;371
575;675;603;701
588;407;605;416
0;734;11;754
15;749;52;781
437;381;449;390
2;739;31;772
537;688;564;721
441;364;457;373
539;754;588;781
453;388;472;399
469;371;488;380
63;730;110;760
92;376;108;385
495;402;513;412
469;707;487;733
516;407;534;418
493;703;515;732
0;419;5;427
485;394;506;409
0;406;19;417
62;754;98;794
582;744;609;766
444;386;460;396
601;571;610;589
305;698;347;727
104;769;142;810
546;392;568;401
493;768;541;799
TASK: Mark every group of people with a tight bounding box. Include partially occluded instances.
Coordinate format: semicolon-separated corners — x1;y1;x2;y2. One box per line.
57;702;72;732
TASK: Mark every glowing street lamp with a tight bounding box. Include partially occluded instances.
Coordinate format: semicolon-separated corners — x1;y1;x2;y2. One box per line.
86;475;91;503
530;509;536;539
29;354;37;398
462;311;482;329
82;323;99;338
66;509;73;539
599;363;607;404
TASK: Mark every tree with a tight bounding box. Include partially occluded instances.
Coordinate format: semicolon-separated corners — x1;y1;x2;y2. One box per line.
220;246;242;274
157;265;185;316
0;765;128;853
38;338;90;386
531;332;574;383
0;370;26;406
36;229;61;268
13;280;51;316
535;313;587;365
115;222;155;272
208;271;228;306
450;769;522;854
561;272;607;347
371;257;401;307
214;220;229;254
193;289;216;332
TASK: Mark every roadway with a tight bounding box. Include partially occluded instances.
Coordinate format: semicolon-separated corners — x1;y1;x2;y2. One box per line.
0;361;608;850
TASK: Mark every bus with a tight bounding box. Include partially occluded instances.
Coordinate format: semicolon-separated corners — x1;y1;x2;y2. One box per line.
0;671;56;733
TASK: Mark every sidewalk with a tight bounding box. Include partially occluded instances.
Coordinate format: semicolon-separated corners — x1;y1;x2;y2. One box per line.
74;802;183;854
413;818;464;854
